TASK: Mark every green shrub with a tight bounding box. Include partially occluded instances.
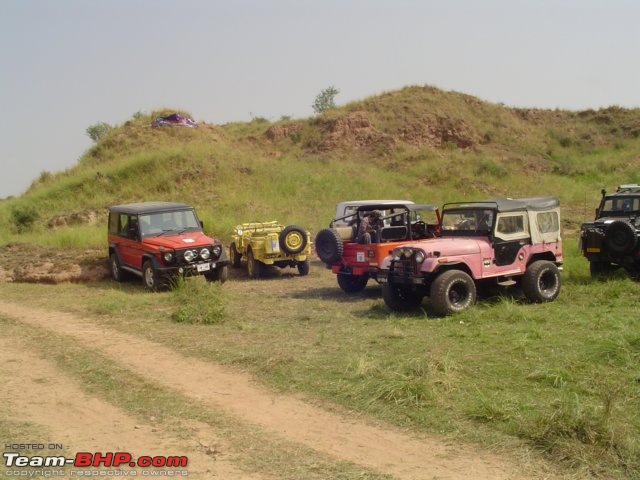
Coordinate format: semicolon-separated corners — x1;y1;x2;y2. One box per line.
10;204;39;232
313;86;339;114
86;122;113;142
171;278;226;325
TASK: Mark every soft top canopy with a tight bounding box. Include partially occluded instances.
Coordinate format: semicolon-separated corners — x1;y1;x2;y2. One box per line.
109;202;193;215
355;203;436;212
444;196;560;212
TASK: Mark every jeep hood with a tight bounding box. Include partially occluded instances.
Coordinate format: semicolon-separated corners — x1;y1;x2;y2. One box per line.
143;231;214;249
408;237;483;256
380;237;483;270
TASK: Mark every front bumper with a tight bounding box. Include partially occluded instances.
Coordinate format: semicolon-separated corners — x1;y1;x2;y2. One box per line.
155;259;229;277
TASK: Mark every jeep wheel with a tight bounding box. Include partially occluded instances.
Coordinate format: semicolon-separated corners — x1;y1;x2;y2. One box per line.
315;228;344;264
382;283;424;311
430;270;476;316
247;249;262;279
142;260;160;291
280;225;308;255
205;265;228;283
230;243;242;268
110;253;126;282
605;220;637;255
297;259;310;276
337;273;369;293
522;260;561;303
589;260;615;279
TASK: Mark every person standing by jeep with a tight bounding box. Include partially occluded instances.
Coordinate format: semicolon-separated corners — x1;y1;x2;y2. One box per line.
356;210;382;244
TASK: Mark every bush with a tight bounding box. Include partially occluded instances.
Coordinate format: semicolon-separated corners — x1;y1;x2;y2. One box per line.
171;278;226;325
86;122;113;142
312;86;339;114
10;204;39;232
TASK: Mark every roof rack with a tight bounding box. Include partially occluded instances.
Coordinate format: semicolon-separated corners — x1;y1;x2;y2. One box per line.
616;184;640;193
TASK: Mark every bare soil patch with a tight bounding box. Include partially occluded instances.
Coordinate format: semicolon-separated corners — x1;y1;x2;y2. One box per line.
0;243;108;283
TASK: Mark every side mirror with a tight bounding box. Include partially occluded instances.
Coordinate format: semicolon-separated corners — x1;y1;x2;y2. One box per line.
200;220;204;229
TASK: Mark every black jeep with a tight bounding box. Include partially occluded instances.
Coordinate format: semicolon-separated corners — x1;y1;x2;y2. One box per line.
580;184;640;278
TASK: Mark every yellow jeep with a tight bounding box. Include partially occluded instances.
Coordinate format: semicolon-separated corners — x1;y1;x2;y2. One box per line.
230;222;312;278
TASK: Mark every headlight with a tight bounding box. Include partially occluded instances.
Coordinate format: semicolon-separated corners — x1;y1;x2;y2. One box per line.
414;251;425;263
200;248;210;260
212;245;222;257
236;229;243;236
184;250;196;262
163;251;174;263
402;248;413;258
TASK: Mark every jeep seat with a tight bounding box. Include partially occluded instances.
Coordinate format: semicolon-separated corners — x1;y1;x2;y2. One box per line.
335;226;356;242
380;226;407;242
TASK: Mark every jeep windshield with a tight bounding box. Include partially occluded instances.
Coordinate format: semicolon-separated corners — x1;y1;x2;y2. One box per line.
139;210;201;237
599;196;640;216
441;208;494;236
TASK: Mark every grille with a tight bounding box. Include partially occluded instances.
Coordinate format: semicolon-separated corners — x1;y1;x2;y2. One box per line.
390;258;418;276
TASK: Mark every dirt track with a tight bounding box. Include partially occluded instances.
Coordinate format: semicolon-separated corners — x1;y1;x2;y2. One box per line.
0;299;541;480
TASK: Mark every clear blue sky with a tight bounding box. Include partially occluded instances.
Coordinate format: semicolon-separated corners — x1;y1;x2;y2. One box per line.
1;0;639;198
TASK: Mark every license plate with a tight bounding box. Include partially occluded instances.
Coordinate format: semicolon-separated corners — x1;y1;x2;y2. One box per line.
197;263;211;272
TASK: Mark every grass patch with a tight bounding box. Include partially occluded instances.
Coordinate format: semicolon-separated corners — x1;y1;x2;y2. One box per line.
171;277;226;324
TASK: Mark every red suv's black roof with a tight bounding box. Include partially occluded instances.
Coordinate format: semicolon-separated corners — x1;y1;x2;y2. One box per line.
108;202;194;215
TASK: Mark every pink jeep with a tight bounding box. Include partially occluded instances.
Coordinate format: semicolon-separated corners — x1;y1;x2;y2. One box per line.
379;197;563;316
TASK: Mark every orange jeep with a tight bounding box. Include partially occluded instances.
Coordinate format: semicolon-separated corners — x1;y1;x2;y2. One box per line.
315;202;440;292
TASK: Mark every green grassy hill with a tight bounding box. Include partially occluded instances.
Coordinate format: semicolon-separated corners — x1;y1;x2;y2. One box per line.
2;84;640;248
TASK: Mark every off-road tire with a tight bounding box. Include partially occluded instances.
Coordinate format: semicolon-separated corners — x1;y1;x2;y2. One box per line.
315;228;344;264
605;221;637;255
279;225;308;255
142;260;160;291
589;260;615;280
297;259;310;276
382;283;424;311
522;260;561;303
430;270;477;316
337;273;369;293
205;265;228;283
110;253;126;282
230;243;242;268
247;249;262;279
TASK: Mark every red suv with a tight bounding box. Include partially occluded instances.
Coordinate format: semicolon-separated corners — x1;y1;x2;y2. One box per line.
108;202;228;290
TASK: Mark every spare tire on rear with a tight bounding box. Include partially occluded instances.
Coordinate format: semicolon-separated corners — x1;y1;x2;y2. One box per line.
315;228;344;264
605;220;637;255
279;225;308;254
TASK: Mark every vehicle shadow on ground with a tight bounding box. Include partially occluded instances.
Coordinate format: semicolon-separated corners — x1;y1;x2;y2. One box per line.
227;265;306;282
78;278;150;295
352;302;433;320
291;285;383;302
